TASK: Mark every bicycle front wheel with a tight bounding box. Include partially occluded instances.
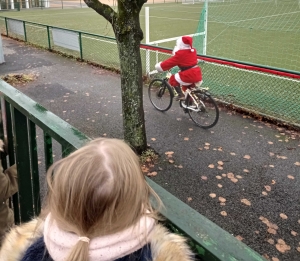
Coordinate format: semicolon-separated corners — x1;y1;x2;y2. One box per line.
148;79;173;112
186;92;219;129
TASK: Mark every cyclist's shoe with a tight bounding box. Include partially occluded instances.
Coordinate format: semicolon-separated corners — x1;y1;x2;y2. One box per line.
176;94;185;101
174;86;185;101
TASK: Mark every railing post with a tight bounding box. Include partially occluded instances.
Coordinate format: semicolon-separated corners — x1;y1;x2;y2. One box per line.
29;120;41;216
23;21;27;42
5;17;8;36
79;32;83;60
47;26;51;49
13;108;34;223
44;132;53;171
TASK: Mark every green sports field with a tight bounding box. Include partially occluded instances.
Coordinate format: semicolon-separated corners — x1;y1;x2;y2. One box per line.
1;0;300;72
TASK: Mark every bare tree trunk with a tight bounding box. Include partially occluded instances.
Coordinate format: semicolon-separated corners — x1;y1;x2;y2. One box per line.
84;0;147;153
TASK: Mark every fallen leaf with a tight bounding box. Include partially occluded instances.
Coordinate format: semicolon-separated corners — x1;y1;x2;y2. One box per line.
235;235;243;241
241;199;251;206
287;175;294;179
280;213;288;220
244;155;251;159
189;128;193;131
187;197;192;202
151;138;156;141
217;161;224;165
217;166;224;170
297;247;300;252
295;162;300;166
169;159;174;164
218;147;223;151
165;151;174;155
201;176;208;180
205;143;210;146
216;175;222;179
220;211;227;216
275;239;291;253
265;185;271;192
271;257;279;261
231;178;238;183
230;152;236;156
208;164;215;168
227;172;234;179
209;193;216;198
267;239;275;245
218;197;226;203
270;152;275;156
217;184;223;188
222;174;227;177
269;165;274;168
243;169;249;173
184;137;189;141
198;148;203;150
220;202;226;206
204;146;210;150
178;165;183;169
236;175;243;179
262;191;268;196
147;171;157;177
268;141;274;144
271;180;276;185
268;228;277;235
176;118;182;121
291;231;297;236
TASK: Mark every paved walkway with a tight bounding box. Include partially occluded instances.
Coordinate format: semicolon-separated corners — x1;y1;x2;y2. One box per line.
1;37;299;261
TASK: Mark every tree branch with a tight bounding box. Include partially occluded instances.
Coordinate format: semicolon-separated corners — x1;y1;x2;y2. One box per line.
84;0;117;24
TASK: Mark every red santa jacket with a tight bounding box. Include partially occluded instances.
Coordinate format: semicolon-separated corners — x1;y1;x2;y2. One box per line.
155;49;202;86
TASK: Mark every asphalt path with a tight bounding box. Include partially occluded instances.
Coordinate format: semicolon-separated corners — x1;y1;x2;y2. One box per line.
1;37;299;261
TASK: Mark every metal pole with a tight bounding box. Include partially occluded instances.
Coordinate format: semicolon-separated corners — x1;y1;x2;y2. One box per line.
23;21;27;42
5;18;8;36
47;26;51;49
145;7;150;75
79;32;83;60
203;0;208;55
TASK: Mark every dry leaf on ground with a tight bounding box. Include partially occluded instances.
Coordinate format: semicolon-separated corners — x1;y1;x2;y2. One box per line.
187;197;192;202
275;239;291;253
280;213;288;220
291;231;297;236
151;138;156;141
209;193;216;198
169;159;174;164
287;175;294;179
267;228;277;235
208;164;215;168
231;178;238;183
217;161;224;165
220;211;227;216
267;239;275;245
218;184;223;188
216;175;222;179
227;172;234;179
235;235;243;241
244;155;251;159
219;197;226;203
294;162;300;166
265;185;271;192
184;137;189;141
241;199;251;206
201;176;208;180
147;171;157;177
165;151;174;156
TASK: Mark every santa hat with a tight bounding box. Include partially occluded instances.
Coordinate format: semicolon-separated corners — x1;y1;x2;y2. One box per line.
176;36;194;52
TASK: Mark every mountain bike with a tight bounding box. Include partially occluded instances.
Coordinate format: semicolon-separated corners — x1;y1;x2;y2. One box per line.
148;71;219;129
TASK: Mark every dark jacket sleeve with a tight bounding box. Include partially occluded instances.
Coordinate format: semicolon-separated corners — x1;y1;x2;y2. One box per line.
0;162;18;201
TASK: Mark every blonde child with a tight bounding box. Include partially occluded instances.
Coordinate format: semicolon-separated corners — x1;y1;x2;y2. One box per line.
0;138;194;261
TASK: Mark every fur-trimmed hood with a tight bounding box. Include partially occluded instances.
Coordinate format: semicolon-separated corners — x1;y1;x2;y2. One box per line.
0;219;194;261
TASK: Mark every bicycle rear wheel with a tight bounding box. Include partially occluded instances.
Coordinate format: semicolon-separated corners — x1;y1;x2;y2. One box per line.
186;92;219;129
148;79;173;112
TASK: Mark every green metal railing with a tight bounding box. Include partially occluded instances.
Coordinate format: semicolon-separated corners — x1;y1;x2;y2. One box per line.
0;78;266;261
0;16;299;128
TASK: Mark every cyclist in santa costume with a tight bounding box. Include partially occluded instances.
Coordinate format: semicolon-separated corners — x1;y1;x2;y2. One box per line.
155;36;202;100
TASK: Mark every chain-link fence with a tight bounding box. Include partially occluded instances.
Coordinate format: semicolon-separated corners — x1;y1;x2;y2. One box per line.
0;16;299;127
0;0;180;10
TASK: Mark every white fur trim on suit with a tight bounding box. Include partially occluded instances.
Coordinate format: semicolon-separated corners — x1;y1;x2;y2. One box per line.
175;73;192;86
155;62;164;72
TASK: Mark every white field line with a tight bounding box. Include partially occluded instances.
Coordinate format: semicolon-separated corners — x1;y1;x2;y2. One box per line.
82;35;117;44
226;10;300;24
207;25;229;45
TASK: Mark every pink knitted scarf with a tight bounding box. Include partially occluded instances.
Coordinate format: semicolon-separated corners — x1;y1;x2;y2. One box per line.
44;213;155;261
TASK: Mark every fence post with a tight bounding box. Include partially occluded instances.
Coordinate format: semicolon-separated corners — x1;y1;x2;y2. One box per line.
47;26;51;49
23;21;27;42
5;18;8;36
79;32;83;60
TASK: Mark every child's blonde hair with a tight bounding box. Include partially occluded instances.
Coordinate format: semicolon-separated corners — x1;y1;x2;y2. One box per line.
43;138;162;261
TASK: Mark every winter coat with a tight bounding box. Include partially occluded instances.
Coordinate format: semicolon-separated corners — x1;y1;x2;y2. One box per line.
0;218;194;261
0;161;18;246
